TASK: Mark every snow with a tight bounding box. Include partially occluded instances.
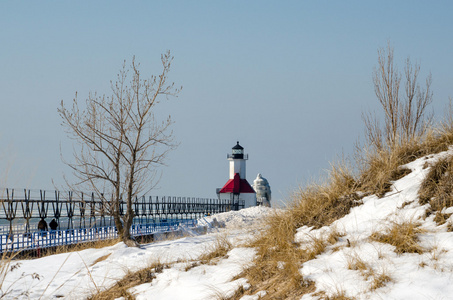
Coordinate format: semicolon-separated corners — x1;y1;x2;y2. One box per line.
130;248;255;300
298;147;453;299
4;149;453;299
0;207;272;299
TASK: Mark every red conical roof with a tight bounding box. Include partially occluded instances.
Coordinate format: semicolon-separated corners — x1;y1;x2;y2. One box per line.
219;173;255;194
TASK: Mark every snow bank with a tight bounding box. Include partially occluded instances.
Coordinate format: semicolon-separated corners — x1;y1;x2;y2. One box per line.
0;206;275;299
130;247;256;300
299;148;453;299
200;206;274;229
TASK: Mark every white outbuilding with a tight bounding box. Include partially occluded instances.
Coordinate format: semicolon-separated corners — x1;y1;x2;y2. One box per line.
252;173;271;207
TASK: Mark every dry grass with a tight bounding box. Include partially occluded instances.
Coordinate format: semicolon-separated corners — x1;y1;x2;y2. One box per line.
10;102;453;299
357;121;453;199
349;116;453;206
91;253;111;266
239;212;309;299
227;93;453;298
0;249;48;298
313;290;355;300
0;251;22;298
235;210;343;299
184;234;233;272
90;234;234;299
369;271;392;291
416;245;450;272
345;254;392;291
86;122;453;298
430;245;447;262
419;157;452;204
356;140;420;197
418;153;453;226
302;229;343;260
433;212;452;225
18;234;168;260
228;161;360;299
418;156;453;225
346;255;371;278
291;163;361;230
370;221;425;254
89;260;168;300
214;286;244;300
15;238;122;260
199;234;232;264
447;222;453;232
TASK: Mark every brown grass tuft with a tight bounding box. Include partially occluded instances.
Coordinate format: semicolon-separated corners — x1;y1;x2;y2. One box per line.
447;222;453;232
344;250;394;292
346;255;371;277
199;234;233;265
357;140;421;197
419;156;453;215
345;254;392;291
370;221;425;254
291;162;361;230
89;260;168;300
91;254;111;266
314;289;355;300
215;285;247;300
433;212;452;225
369;271;392;291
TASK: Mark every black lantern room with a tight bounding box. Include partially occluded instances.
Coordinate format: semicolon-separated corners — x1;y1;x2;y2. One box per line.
231;141;244;159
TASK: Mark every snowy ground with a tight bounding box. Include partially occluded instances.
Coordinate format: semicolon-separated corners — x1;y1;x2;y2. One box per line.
298;147;453;300
0;206;272;299
4;149;453;299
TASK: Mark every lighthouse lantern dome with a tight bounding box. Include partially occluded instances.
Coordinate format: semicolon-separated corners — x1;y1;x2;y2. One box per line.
231;141;244;159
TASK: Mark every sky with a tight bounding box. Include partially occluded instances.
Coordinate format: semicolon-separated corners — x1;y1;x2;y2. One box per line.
1;1;453;205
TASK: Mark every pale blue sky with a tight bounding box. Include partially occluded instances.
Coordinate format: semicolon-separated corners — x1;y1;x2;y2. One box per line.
1;1;452;205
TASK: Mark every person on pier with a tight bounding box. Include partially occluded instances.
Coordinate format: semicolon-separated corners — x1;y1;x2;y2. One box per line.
38;218;48;232
49;219;58;230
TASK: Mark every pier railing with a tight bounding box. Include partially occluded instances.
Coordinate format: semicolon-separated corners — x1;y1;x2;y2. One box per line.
0;188;243;252
1;220;197;253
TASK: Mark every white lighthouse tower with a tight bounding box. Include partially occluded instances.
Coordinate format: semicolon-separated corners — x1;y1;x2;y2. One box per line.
217;142;257;209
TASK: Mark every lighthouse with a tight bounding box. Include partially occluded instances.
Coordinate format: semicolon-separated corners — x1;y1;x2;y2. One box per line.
217;142;257;210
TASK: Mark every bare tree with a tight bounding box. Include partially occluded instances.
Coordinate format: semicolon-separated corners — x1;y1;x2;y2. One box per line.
58;52;180;246
364;43;433;150
371;43;401;147
400;57;433;141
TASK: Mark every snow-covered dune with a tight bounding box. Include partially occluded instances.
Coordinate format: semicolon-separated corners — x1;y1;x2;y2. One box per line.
4;149;453;299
